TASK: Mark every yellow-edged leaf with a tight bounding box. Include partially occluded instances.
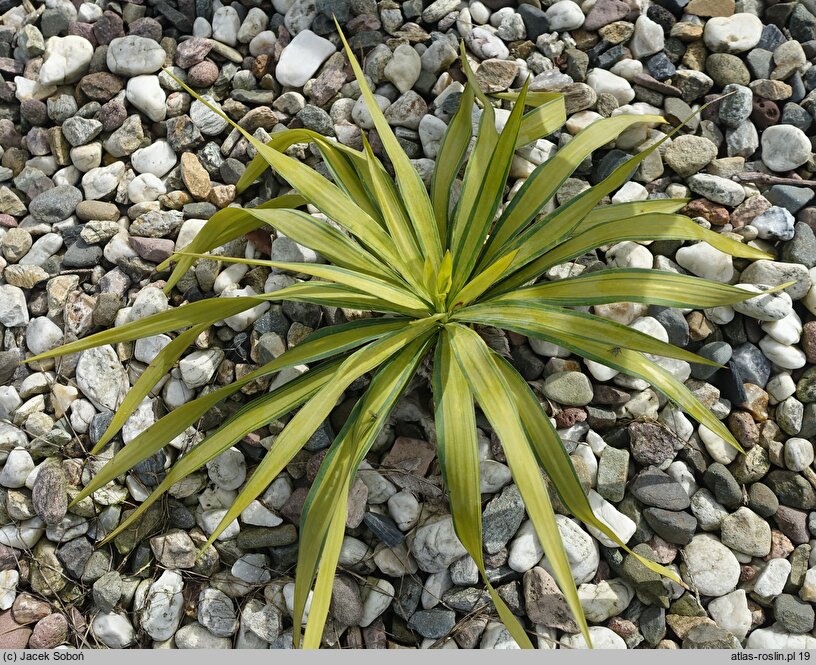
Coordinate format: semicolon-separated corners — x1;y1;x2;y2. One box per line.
450;249;518;309
431;84;475;239
73;319;410;504
434;332;534;649
359;134;428;297
158;193;306;292
482;114;666;263
515;97;566;148
492;354;686;584
493;269;763;309
98;362;337;543
92;322;209;454
179;252;432;314
202;315;442;548
450;77;530;295
295;337;431;647
445;323;591;647
460;308;743;453
335;21;442;274
163;68;406;272
233;128;382;223
457;301;723;367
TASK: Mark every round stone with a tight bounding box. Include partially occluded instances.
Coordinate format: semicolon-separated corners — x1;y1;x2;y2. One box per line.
542;371;594;406
761;125;812;172
703;13;764;53
664;135;718;177
681;534;740;596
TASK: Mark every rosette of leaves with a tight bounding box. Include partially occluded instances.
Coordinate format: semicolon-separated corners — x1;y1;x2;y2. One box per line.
32;28;776;648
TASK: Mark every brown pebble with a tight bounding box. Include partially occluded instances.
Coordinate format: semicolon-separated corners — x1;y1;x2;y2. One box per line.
739;564;758;583
554;407;587;428
727;411;759;448
740;383;769;421
28;614;68;649
751;98;780;130
774;506;810;545
0;611;32;649
731;194;772;228
683;198;730;226
766;529;795;560
78;72;123;102
187;60;219;87
11;594;51;625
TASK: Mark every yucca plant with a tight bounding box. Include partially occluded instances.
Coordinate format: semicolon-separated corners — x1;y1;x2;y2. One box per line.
30;28;777;648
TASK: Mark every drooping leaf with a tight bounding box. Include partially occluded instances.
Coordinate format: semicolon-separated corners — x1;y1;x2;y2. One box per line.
434;332;534;649
179;252;432;314
295;337;431;647
458;306;743;453
457;301;722;367
202;315;442;547
98;362;337;543
73;319;410;503
492;353;685;583
445;323;591;646
158;193;306;293
492;269;762;309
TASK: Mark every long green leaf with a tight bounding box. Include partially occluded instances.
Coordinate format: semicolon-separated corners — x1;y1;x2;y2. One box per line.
164;68;406;274
359;135;428;298
539;214;772;274
92;322;209;454
481;114;666;263
449;43;498;250
302;494;347;649
202;315;442;548
494;269;761;309
159;193;306;293
451;58;528;294
295;337;431;647
431;84;475;239
72;319;410;503
515;97;566;148
492;213;774;298
97;361;337;543
457;301;722;367
27;297;263;363
434;332;534;649
179;252;431;314
492;354;685;583
335;21;442;275
450;250;518;309
236;130;379;224
164;204;402;290
445;323;591;647
573;198;688;233
459;309;743;453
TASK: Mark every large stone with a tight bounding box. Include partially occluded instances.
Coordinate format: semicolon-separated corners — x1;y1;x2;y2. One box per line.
38;36;93;86
681;534;740;597
75;346;129;412
276;30;335;88
140;570;184;641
